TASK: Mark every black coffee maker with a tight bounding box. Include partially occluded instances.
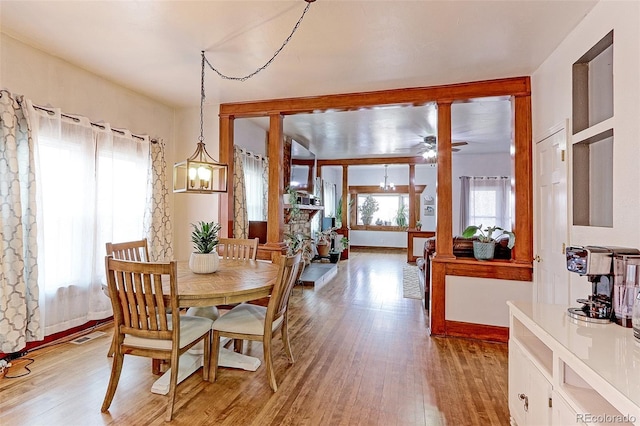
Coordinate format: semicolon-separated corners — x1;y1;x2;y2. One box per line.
566;245;640;323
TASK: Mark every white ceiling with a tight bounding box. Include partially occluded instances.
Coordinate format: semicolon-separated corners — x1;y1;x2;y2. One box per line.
0;0;597;159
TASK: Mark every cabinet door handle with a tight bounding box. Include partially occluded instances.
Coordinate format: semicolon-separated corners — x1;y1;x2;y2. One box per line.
518;393;529;412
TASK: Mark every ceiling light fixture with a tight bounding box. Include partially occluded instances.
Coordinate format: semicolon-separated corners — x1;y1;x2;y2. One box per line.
380;165;395;191
422;148;437;162
173;52;228;194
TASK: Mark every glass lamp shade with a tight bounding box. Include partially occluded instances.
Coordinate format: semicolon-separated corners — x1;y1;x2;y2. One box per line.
173;143;228;193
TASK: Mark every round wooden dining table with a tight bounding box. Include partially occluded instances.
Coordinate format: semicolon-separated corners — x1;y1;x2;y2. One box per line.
165;258;279;308
152;258;280;395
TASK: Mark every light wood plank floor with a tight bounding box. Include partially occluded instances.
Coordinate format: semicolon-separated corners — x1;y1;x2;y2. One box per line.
0;249;509;425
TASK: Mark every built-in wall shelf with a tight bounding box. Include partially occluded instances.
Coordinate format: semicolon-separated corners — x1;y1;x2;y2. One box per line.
571;30;615;228
284;204;323;223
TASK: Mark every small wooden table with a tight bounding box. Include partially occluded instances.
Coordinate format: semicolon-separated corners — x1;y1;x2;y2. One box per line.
152;259;279;395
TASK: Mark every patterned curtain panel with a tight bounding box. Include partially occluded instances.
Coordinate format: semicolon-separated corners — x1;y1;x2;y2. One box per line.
0;90;43;352
144;138;173;261
233;146;248;238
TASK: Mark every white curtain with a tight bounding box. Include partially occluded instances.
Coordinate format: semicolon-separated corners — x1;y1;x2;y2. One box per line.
0;91;42;352
323;181;336;219
35;109;150;335
459;176;511;234
242;149;268;221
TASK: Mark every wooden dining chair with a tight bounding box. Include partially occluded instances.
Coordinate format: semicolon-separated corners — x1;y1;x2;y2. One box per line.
101;256;213;422
210;252;302;392
104;239;150;358
217;237;259;261
106;238;150;262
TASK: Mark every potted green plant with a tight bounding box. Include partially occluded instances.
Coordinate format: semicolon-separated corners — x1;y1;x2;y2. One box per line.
395;203;408;229
359;195;379;226
189;221;221;273
316;228;335;258
283;186;301;220
283;185;298;205
415;220;422;231
461;224;515;260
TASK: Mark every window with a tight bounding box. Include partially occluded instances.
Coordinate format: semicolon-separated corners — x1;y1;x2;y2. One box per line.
35;111;150;334
460;176;511;233
356;193;408;227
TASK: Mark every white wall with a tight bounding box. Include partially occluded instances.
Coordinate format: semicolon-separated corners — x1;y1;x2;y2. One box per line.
0;33;185;255
235;119;267;155
416;165;437;231
0;34;174;138
446;276;531;327
532;1;640;303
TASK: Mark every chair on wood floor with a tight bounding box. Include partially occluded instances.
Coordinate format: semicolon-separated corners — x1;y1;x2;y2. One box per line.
101;256;213;422
210;252;302;392
104;239;150;358
217;237;259;261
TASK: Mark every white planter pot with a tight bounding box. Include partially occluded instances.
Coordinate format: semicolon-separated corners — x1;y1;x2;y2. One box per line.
189;252;219;274
283;194;292;205
472;241;495;261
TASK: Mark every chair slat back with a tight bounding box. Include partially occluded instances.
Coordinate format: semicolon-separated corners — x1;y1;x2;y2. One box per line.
105;256;177;341
106;239;150;262
217;238;259;261
266;252;302;327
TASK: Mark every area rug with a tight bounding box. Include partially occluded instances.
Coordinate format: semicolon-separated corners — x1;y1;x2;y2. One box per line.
403;264;423;300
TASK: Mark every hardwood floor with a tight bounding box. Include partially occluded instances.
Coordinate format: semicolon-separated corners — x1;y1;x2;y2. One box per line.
0;249;510;425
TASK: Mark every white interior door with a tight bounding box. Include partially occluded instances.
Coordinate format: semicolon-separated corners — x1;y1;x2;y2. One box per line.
534;123;569;305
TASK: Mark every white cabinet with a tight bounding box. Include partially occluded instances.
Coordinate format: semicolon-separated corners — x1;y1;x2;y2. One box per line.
508;301;640;426
552;390;586;425
509;342;552;425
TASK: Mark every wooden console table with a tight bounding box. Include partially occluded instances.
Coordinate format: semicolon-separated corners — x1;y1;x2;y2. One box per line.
407;229;435;262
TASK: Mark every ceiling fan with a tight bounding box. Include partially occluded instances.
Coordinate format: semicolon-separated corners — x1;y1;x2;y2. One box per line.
396;136;469;158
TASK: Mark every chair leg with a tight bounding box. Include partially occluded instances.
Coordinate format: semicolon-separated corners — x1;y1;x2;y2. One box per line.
211;330;221;382
152;359;162;375
281;317;294;363
202;332;211;381
165;350;180;422
233;339;244;353
106;332;116;358
101;352;124;412
263;336;277;392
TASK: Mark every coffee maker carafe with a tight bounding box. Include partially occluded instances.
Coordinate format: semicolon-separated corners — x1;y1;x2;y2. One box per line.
566;246;640;323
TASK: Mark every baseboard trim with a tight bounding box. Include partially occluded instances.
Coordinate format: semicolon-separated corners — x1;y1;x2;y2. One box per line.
444;320;508;343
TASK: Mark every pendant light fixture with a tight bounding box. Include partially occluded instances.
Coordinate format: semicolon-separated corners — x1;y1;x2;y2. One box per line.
173;0;316;193
173;52;228;194
380;165;395;191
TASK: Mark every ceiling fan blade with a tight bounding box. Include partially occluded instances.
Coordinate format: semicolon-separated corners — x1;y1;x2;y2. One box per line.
452;141;468;147
452;147;461;152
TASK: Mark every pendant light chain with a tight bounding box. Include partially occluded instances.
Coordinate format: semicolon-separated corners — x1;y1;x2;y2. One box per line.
199;51;206;143
203;0;314;82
